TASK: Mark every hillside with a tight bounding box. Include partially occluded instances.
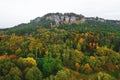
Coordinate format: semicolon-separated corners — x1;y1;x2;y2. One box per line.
1;13;120;35
0;13;120;80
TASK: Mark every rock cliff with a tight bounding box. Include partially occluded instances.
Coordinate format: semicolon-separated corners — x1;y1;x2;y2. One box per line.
30;13;85;25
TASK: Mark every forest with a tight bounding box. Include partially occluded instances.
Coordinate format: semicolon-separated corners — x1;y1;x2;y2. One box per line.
0;18;120;80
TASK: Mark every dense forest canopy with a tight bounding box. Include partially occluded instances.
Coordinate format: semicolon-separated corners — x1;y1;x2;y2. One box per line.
0;13;120;80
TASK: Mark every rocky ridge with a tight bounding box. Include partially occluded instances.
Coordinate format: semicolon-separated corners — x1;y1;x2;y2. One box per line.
30;13;110;26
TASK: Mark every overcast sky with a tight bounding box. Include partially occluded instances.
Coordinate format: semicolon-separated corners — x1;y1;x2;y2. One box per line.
0;0;120;28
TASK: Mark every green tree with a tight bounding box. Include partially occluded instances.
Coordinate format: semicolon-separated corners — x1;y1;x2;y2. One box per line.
8;67;22;80
55;70;68;80
25;67;42;80
0;59;15;76
98;72;116;80
42;53;62;77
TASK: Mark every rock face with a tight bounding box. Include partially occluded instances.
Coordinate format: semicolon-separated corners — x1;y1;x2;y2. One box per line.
45;13;84;25
31;13;85;25
30;13;111;26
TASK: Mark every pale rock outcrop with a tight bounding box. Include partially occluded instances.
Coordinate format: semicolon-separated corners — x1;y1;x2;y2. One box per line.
30;13;85;25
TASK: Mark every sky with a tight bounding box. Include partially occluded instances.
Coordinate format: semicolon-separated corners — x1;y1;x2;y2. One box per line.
0;0;120;29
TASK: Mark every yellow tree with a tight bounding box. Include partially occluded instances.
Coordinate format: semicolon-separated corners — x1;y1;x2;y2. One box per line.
29;38;42;59
75;62;80;72
81;63;93;74
7;34;23;54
